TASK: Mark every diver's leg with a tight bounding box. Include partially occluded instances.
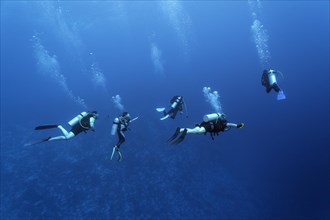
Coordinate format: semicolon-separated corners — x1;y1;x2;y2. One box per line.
48;125;75;141
117;131;125;147
117;150;122;161
110;145;116;160
167;126;206;144
183;127;206;134
111;144;122;161
48;132;75;141
57;125;69;136
273;83;281;93
171;110;178;119
57;125;75;138
170;127;206;145
160;108;172;120
114;131;125;161
166;108;174;116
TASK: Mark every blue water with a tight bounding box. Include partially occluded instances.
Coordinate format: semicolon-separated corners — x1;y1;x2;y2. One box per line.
1;1;329;219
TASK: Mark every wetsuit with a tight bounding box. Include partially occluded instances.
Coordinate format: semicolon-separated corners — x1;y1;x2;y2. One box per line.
199;118;228;139
70;113;95;135
261;70;281;93
166;96;184;119
115;116;129;148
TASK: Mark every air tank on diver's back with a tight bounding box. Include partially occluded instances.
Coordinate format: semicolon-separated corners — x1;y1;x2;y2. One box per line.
203;113;224;122
111;117;119;135
68;112;88;126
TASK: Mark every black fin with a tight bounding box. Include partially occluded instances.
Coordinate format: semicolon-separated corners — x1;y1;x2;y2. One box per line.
35;125;58;130
171;129;188;145
166;127;181;143
24;137;51;146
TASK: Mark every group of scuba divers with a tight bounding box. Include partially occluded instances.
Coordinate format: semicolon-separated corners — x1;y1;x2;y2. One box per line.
26;69;285;161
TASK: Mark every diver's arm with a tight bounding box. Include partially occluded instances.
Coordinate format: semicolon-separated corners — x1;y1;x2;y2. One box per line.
226;122;244;128
121;123;129;131
226;123;238;128
124;120;129;129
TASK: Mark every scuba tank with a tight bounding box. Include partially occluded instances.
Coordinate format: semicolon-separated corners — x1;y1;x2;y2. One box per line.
171;96;181;108
203;113;223;122
171;101;178;109
111;117;119;135
268;69;286;100
268;69;277;86
68;112;88;126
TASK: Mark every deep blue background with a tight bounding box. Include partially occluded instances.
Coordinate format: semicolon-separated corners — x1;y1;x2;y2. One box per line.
1;1;329;219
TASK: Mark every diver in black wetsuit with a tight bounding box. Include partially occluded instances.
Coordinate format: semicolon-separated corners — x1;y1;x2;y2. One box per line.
110;112;131;161
156;96;187;120
261;69;286;100
167;113;244;145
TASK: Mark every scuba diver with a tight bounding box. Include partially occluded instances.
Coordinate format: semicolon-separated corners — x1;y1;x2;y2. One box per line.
25;111;98;146
261;69;286;100
166;113;244;145
110;112;138;161
156;95;188;120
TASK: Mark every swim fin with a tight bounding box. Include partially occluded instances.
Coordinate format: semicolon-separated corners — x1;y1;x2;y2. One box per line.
156;107;165;112
277;90;286;100
171;129;188;145
35;125;58;130
166;127;181;143
160;114;170;121
24;136;51;146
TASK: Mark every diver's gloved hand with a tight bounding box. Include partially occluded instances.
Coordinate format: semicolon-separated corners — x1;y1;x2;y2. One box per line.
237;123;244;128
